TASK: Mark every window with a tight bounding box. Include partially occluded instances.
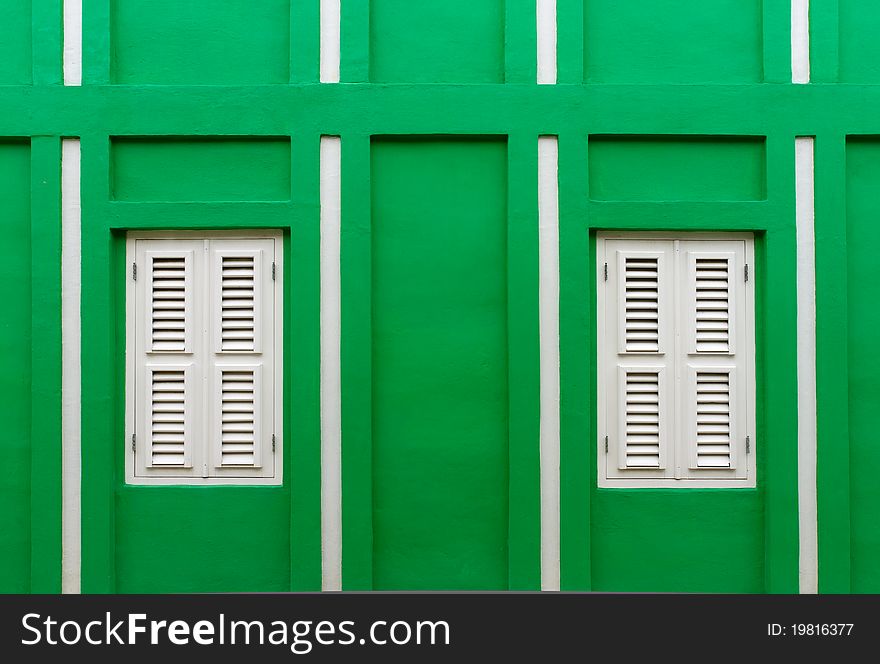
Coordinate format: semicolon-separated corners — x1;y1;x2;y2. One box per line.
125;231;282;485
597;233;755;488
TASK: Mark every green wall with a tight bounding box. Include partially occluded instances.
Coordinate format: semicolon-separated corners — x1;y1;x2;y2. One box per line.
370;138;509;590
844;140;880;593
0;142;32;592
3;0;878;594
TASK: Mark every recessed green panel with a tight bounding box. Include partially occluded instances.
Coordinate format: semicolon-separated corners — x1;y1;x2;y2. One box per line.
589;136;767;201
371;138;509;590
111;137;291;202
111;0;290;84
584;0;763;83
839;2;880;83
370;0;505;83
591;490;764;592
115;488;290;592
846;139;880;592
0;141;31;592
0;1;31;84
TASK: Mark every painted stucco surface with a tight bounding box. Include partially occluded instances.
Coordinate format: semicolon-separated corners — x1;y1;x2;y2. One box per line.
844;140;880;593
0;0;874;594
370;139;509;589
584;0;763;84
0;142;32;593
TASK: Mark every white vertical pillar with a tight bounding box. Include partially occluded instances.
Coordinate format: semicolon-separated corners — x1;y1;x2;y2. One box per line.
537;0;557;84
538;136;560;591
792;0;810;84
61;138;82;594
320;0;341;83
320;136;343;591
795;137;818;594
63;0;82;86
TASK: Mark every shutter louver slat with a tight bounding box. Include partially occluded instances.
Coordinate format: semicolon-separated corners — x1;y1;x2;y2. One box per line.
695;371;732;468
221;255;256;352
220;369;257;467
695;257;731;353
624;256;660;353
150;369;187;466
624;370;662;468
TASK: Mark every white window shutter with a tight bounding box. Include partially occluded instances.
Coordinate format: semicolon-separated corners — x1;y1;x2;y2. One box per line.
602;239;675;480
599;234;754;487
680;240;750;480
207;238;276;478
133;239;203;479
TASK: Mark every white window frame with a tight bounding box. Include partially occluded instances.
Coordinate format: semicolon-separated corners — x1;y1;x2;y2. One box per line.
597;231;756;488
125;230;283;486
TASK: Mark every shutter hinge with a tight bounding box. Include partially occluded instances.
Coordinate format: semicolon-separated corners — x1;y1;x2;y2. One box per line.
272;434;276;452
131;433;136;452
603;262;608;282
604;435;608;453
746;435;751;454
272;262;276;281
132;262;137;281
744;263;749;283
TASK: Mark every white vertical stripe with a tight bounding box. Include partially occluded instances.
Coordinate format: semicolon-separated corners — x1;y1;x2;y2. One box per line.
795;137;818;594
538;136;560;591
320;136;343;591
792;0;810;84
61;138;82;594
63;0;82;85
536;0;557;84
320;0;341;83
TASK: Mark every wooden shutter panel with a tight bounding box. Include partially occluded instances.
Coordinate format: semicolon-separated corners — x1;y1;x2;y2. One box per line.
133;239;203;479
208;238;276;477
603;239;675;480
681;240;750;480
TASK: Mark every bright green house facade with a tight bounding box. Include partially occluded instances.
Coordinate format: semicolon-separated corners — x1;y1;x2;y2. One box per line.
0;0;875;593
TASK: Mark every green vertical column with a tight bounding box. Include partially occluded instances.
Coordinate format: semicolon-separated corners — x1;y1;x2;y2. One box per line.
289;132;322;590
341;0;369;82
30;137;62;593
557;0;584;84
341;133;373;589
290;0;320;82
80;133;115;592
762;0;791;83
506;134;540;590
505;0;536;84
32;0;62;85
815;133;850;592
0;139;34;593
762;134;799;593
811;0;840;83
558;132;591;590
83;0;111;84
